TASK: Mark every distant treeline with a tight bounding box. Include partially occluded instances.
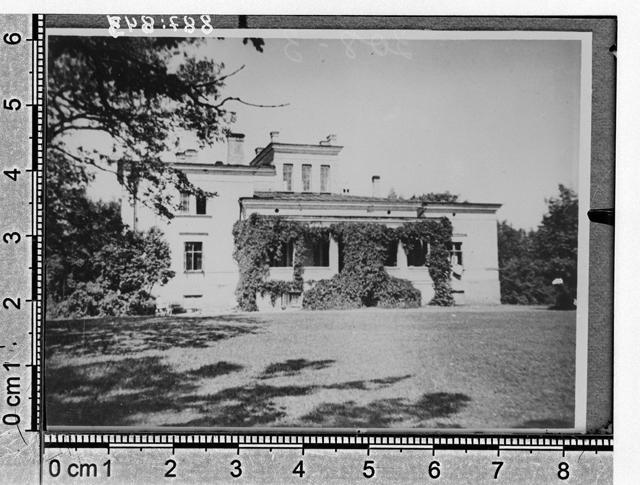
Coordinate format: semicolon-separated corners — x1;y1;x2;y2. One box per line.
497;185;578;308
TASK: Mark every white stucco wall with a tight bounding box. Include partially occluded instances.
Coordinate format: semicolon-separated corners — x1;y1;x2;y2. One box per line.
120;153;501;311
122;170;278;312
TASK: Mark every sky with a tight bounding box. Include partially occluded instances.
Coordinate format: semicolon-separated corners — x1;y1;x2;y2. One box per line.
85;35;583;230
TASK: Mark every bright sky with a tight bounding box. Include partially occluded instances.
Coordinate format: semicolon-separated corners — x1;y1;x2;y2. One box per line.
86;35;582;230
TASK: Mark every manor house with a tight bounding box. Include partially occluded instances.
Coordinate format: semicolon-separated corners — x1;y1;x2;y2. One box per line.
121;132;502;312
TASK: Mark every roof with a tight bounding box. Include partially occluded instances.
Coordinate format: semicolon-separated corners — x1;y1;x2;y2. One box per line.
249;191;500;207
242;191;502;213
250;191;407;203
249;142;343;166
172;162;275;176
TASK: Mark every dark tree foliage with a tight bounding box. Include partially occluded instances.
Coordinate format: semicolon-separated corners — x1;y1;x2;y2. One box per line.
46;151;125;302
48;35;274;219
497;222;531;267
46;36;273;317
533;185;579;295
411;191;460;203
46;153;175;318
497;185;578;308
497;221;551;305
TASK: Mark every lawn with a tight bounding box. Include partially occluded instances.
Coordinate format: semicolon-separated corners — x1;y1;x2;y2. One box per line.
45;306;575;429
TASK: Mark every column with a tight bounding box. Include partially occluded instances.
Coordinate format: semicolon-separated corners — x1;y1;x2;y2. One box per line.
329;236;339;275
397;240;407;270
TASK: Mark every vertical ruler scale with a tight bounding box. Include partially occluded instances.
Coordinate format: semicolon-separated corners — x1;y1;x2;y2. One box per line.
0;14;41;485
30;13;44;435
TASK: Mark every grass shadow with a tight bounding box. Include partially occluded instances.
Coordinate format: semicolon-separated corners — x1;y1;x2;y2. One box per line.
168;374;415;427
260;359;335;379
324;374;412;391
45;356;244;426
171;384;318;427
187;362;244;379
300;392;471;427
46;315;262;357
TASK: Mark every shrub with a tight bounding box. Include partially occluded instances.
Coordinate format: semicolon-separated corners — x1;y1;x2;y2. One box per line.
302;275;362;310
47;284;157;319
46;226;171;319
47;281;105;318
303;272;421;310
377;276;422;308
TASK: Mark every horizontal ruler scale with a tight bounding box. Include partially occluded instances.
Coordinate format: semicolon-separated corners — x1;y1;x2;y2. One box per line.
44;433;612;452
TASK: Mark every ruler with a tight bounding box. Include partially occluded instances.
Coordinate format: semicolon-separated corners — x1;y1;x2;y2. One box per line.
41;433;611;484
0;13;614;485
0;13;44;485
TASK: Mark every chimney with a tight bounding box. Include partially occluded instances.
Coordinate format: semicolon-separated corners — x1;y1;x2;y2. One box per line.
319;134;337;146
226;133;245;165
371;175;381;198
270;131;280;143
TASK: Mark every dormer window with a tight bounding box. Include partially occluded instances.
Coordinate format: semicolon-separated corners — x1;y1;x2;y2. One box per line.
320;165;330;192
283;163;293;191
302;164;312;192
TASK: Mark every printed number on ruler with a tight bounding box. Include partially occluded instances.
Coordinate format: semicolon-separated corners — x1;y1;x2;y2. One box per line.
1;26;26;430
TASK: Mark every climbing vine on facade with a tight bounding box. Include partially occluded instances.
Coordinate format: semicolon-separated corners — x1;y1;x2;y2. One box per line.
396;218;455;306
232;214;328;311
232;214;454;311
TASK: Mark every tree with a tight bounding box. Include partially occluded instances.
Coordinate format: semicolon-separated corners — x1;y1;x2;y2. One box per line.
411;191;460;203
497;185;578;308
48;36;279;219
497;221;551;304
46;36;279;317
532;184;578;308
497;221;531;269
45;151;176;318
45;151;125;302
47;226;176;318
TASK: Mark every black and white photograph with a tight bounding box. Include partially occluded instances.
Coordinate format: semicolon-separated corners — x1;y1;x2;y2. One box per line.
44;27;592;431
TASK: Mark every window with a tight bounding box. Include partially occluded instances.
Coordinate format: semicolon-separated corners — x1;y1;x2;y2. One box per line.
407;240;429;267
302;164;312;192
384;240;398;267
320;165;330;192
269;241;294;267
449;242;463;266
283;163;293;191
179;192;190;213
300;237;330;267
196;195;207;215
184;242;203;271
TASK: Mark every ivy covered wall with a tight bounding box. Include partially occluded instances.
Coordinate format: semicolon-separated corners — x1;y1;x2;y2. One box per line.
232;214;454;311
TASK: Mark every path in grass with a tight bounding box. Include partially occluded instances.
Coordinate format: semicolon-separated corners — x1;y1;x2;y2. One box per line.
45;306;575;429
